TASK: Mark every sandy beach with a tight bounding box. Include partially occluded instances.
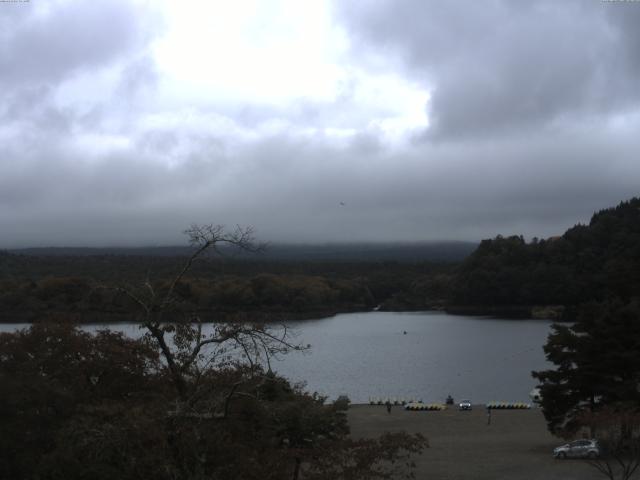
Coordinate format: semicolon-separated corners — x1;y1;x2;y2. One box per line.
348;405;605;480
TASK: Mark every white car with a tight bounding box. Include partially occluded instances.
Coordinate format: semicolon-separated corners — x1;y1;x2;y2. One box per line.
553;439;600;459
458;399;472;411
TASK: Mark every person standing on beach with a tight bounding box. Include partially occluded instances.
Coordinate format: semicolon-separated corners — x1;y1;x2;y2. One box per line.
486;406;491;425
386;400;392;414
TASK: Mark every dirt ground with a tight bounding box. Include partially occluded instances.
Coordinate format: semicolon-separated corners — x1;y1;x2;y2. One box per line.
347;405;608;480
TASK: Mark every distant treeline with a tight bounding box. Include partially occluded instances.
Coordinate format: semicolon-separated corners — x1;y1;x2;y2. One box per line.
450;197;640;319
0;251;456;322
9;241;477;263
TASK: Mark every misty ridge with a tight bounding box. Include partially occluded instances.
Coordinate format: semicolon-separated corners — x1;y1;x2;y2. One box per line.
7;241;477;263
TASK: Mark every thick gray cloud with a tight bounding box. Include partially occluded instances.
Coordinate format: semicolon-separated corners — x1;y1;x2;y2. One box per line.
0;0;639;247
337;0;640;139
2;121;637;246
0;0;157;88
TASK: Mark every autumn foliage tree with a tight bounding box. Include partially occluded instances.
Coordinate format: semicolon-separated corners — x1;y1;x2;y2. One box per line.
0;322;163;479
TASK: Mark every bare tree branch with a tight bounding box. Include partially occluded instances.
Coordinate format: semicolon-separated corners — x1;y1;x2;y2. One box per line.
109;224;303;406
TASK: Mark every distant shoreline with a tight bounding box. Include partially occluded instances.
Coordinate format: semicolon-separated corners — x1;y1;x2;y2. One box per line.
0;304;566;325
446;304;567;321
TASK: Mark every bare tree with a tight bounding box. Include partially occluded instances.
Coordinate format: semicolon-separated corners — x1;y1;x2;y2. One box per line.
580;406;640;480
105;225;428;480
5;224;427;479
115;224;305;405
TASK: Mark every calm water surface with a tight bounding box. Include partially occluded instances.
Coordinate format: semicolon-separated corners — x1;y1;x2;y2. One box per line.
1;311;553;403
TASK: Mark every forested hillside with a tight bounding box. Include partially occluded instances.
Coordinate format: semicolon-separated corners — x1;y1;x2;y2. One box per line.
0;251;455;322
451;197;640;318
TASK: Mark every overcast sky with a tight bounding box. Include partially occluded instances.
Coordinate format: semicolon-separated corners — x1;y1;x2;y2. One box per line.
1;0;639;247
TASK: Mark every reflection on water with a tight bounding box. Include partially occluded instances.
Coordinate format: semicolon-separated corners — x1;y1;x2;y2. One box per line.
0;311;553;403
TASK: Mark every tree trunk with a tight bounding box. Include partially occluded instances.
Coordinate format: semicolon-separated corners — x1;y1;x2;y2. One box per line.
292;457;301;480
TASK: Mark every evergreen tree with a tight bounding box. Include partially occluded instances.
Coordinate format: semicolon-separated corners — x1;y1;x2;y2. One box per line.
532;299;640;436
452;196;640;313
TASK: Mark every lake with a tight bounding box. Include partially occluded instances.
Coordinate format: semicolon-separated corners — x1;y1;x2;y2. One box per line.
0;311;554;404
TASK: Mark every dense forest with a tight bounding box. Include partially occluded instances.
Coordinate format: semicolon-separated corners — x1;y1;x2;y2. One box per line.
450;197;640;319
0;245;458;322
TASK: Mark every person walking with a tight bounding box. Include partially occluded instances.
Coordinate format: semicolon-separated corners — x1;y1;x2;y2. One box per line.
486;405;491;425
386;400;392;414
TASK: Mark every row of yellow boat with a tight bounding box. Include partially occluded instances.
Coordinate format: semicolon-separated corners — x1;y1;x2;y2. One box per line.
404;402;447;411
368;398;532;410
487;402;531;409
369;397;417;405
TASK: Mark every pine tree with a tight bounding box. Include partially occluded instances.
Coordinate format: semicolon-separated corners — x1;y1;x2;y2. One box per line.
532;299;640;436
